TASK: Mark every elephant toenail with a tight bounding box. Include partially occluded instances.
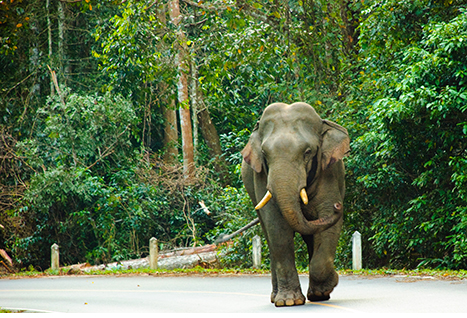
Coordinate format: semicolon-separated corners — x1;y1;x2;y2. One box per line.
295;299;305;305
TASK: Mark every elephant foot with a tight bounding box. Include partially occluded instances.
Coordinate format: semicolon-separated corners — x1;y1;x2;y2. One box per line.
271;290;306;307
307;288;333;302
308;268;338;302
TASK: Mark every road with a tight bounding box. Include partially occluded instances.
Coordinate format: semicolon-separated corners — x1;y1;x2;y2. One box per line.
1;274;466;313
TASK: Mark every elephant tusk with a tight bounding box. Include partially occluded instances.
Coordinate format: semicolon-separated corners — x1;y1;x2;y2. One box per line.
255;191;272;210
300;188;308;205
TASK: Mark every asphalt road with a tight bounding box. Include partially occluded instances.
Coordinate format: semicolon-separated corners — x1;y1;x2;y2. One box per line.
1;274;466;313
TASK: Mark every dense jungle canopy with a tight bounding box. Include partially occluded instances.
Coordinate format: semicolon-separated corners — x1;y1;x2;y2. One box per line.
1;0;466;270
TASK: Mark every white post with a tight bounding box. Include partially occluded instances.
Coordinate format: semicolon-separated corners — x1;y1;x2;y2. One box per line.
51;243;59;270
252;235;261;269
149;237;159;270
352;231;362;270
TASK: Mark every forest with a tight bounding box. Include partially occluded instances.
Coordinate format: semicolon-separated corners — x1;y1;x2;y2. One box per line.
1;0;466;271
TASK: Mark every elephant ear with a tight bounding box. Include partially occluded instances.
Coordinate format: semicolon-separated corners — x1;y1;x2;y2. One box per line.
241;122;262;173
321;120;350;170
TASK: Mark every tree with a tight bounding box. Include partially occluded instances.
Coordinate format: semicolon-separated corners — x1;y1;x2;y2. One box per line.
158;5;179;164
346;0;467;269
170;0;195;179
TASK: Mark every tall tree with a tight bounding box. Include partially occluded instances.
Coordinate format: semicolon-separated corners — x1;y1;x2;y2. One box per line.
57;0;69;84
157;4;179;163
46;0;54;95
169;0;195;179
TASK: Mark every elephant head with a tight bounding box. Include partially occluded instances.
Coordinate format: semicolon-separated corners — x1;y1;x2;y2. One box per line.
241;102;350;235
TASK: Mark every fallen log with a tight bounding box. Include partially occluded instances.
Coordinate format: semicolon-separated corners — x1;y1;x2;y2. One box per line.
0;249;13;267
58;218;260;273
62;244;221;272
158;244;217;259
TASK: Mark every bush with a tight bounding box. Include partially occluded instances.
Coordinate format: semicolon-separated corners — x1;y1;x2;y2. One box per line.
345;4;467;269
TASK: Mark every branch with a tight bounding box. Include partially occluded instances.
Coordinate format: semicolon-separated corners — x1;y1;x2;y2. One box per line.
83;126;130;171
235;0;273;25
146;0;161;11
47;65;66;106
3;72;35;97
214;218;260;244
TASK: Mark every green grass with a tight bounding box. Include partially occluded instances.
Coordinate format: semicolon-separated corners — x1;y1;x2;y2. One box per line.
2;266;270;278
2;266;467;280
338;268;467;280
0;308;25;313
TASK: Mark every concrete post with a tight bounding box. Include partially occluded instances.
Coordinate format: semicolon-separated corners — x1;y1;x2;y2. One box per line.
51;243;59;270
149;237;159;270
252;235;261;269
352;231;362;270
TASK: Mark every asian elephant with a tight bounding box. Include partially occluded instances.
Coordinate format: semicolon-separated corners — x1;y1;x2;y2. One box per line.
241;102;350;307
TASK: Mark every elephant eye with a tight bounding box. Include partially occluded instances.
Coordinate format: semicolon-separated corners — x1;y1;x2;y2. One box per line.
307;155;318;187
262;151;269;174
263;157;269;174
304;148;313;159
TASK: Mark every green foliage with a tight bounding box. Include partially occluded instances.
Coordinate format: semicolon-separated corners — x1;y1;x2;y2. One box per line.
10;89;217;267
346;3;467;269
93;0;176;96
12;90;141;267
193;0;356;136
2;0;467;272
205;185;268;269
18;89;139;171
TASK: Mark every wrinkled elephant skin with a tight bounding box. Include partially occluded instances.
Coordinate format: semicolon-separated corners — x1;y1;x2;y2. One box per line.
241;102;350;307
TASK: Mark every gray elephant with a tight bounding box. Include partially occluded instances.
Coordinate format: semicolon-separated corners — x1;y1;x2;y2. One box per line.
241;102;350;307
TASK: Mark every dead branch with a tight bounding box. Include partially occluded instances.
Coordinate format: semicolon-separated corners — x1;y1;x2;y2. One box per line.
1;261;14;274
214;218;260;244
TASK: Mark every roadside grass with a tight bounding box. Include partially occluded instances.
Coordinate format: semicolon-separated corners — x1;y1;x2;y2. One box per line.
0;309;14;313
2;266;467;280
0;308;26;313
338;268;467;280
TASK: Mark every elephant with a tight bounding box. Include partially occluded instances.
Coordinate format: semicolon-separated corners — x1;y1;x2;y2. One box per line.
241;102;350;307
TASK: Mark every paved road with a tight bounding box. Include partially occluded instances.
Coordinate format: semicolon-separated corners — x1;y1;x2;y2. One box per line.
1;274;466;313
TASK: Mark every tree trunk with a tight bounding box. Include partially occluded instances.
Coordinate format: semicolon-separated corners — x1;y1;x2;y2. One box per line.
47;0;54;95
162;100;179;164
169;0;195;179
58;1;70;85
198;104;231;185
189;59;230;185
190;59;199;164
156;5;179;164
29;15;41;101
339;0;359;57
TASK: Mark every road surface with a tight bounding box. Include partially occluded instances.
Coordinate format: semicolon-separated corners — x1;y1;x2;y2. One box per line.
1;274;466;313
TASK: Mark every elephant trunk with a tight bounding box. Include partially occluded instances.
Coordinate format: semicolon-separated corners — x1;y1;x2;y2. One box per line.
260;173;342;235
280;195;342;236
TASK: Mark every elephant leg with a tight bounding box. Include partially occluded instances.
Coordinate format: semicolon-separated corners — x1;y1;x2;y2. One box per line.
306;220;342;301
260;208;305;307
242;162;305;306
